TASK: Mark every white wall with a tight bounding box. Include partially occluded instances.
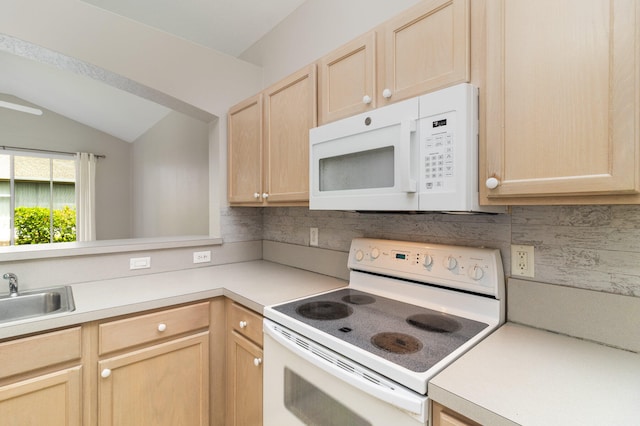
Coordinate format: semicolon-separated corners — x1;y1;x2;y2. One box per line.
0;94;133;240
132;111;209;238
239;0;423;87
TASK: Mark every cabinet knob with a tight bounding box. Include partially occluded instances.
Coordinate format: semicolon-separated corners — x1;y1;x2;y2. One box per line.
253;357;262;367
362;95;372;105
253;192;260;199
158;323;167;332
101;368;112;378
382;88;392;99
485;177;500;189
239;320;247;329
262;193;269;199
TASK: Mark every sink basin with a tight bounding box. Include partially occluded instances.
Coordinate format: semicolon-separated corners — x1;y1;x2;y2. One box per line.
0;286;75;324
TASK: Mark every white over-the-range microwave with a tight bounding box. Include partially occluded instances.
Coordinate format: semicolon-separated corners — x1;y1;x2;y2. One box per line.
309;83;504;213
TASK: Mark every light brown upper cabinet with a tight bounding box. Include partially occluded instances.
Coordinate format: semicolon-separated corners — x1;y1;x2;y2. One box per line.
318;32;377;124
318;0;470;124
482;0;640;204
378;0;470;106
228;94;263;204
228;65;317;206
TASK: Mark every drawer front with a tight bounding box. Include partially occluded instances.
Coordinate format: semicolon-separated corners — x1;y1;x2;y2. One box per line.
229;302;263;346
0;327;82;379
99;302;210;355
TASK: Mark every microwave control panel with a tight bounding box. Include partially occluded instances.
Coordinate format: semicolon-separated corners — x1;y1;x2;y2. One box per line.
420;111;458;192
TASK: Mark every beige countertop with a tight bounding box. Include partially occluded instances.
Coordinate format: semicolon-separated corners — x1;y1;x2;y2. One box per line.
0;260;347;340
429;322;640;426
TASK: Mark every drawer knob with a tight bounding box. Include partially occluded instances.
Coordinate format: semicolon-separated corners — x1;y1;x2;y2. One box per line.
362;95;372;105
382;88;392;99
158;323;167;332
239;320;247;329
101;368;112;378
253;357;262;367
253;192;260;199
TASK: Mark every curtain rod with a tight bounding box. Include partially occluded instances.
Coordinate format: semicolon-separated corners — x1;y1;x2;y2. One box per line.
0;145;106;159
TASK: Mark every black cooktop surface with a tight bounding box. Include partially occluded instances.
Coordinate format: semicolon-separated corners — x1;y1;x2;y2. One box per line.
272;288;489;372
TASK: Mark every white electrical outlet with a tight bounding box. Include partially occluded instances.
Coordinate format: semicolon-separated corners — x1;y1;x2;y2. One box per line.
130;256;151;270
310;227;319;247
511;245;535;277
193;250;212;264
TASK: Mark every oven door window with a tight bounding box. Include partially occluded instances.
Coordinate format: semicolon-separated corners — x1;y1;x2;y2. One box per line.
284;367;371;426
319;146;394;191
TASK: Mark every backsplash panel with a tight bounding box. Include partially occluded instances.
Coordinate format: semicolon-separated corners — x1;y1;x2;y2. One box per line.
223;205;640;298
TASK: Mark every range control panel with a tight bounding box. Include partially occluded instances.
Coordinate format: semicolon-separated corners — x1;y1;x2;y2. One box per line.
348;238;504;298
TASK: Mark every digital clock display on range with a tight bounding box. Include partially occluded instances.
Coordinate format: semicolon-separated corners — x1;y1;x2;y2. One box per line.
394;251;409;260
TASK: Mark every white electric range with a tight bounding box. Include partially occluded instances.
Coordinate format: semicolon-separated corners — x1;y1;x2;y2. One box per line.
263;238;505;425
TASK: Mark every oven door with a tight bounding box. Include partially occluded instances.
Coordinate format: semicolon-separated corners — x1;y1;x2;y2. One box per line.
309;97;419;211
264;320;428;426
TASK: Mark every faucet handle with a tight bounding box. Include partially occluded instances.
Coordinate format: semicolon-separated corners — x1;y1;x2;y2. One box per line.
3;272;19;297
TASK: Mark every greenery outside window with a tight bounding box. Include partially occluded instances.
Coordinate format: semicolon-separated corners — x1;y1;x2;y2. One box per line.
0;152;76;245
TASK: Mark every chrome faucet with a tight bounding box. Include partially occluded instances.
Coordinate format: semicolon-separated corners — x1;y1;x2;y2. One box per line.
3;273;18;297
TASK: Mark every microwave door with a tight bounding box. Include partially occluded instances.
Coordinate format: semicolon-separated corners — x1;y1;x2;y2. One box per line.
310;117;418;211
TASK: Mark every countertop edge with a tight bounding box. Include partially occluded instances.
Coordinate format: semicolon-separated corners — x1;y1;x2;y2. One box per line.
429;322;640;426
0;260;347;340
428;382;519;426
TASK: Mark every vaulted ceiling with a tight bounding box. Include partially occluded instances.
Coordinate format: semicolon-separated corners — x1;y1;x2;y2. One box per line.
0;0;306;142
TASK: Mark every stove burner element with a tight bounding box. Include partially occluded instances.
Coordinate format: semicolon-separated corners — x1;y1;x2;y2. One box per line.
296;301;353;320
406;313;461;333
371;332;423;354
341;294;376;305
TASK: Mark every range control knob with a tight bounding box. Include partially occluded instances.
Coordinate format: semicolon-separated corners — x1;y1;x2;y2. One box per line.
468;264;485;280
423;254;434;268
371;248;380;259
443;255;458;270
355;250;364;261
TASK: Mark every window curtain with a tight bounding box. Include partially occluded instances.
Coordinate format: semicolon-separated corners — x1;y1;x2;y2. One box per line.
75;152;96;241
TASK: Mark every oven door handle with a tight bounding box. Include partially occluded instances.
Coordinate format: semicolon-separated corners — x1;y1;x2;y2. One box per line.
264;320;427;422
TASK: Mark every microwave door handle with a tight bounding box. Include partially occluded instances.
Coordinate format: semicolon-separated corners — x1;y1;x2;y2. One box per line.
398;118;417;193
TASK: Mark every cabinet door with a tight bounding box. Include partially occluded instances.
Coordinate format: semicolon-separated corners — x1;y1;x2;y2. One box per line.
226;330;263;426
0;366;82;426
379;0;470;105
483;0;639;200
228;94;264;204
318;32;377;124
432;401;481;426
263;64;317;203
98;332;209;426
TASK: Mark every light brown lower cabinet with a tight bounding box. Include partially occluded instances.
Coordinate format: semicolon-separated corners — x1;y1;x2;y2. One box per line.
0;327;83;425
95;302;210;426
432;401;482;426
226;299;264;426
0;298;261;426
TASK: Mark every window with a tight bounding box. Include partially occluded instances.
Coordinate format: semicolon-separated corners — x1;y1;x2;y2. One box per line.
0;152;76;245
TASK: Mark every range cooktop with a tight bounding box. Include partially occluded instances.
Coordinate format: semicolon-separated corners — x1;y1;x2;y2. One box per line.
272;288;489;373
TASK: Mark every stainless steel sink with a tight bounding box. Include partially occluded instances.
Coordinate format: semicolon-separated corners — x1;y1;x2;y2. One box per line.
0;286;75;324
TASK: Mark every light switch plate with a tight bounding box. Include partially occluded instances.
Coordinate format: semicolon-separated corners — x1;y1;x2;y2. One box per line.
310;228;319;247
